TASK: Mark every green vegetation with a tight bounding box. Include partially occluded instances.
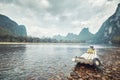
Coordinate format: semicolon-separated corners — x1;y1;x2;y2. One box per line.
0;35;86;43
0;35;55;43
111;36;120;44
0;27;13;36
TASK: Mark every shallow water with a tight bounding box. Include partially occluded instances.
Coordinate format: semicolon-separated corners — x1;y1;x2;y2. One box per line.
0;43;119;80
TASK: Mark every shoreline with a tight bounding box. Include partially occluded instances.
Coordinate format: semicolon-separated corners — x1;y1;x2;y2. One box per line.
0;42;88;45
67;48;120;80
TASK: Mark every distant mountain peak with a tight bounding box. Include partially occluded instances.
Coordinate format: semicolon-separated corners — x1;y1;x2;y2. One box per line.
78;28;94;41
79;28;91;35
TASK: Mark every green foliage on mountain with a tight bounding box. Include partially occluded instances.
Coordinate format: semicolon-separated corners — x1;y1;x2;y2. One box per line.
0;14;27;37
0;27;13;36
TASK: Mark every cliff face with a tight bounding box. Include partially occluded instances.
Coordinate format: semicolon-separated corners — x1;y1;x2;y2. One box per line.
0;14;27;37
94;3;120;44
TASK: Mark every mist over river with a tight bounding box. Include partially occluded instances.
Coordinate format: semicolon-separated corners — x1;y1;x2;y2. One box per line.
0;43;119;80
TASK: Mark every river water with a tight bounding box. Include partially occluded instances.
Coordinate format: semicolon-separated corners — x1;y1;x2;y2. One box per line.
0;43;119;80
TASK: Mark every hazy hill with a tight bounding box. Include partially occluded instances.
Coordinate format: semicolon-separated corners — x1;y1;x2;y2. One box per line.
53;28;94;42
53;35;65;41
0;14;27;37
78;28;94;41
65;33;78;41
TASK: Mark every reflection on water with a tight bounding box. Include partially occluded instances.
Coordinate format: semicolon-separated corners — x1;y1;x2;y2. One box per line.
0;43;119;80
0;44;26;80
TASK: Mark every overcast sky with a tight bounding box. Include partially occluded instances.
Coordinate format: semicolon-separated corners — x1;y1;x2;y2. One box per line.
0;0;120;37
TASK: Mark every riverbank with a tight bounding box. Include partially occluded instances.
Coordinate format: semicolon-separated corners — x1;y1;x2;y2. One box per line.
0;42;86;44
67;48;120;80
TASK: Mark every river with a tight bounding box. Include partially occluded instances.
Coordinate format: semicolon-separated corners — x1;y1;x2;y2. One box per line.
0;43;119;80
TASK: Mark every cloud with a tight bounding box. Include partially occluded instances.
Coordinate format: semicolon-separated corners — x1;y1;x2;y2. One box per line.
0;0;50;8
0;0;120;37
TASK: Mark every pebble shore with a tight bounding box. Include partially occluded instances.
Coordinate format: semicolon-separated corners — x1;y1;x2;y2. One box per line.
67;49;120;80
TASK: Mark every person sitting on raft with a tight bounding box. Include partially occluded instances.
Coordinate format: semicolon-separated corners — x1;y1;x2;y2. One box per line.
87;46;95;54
